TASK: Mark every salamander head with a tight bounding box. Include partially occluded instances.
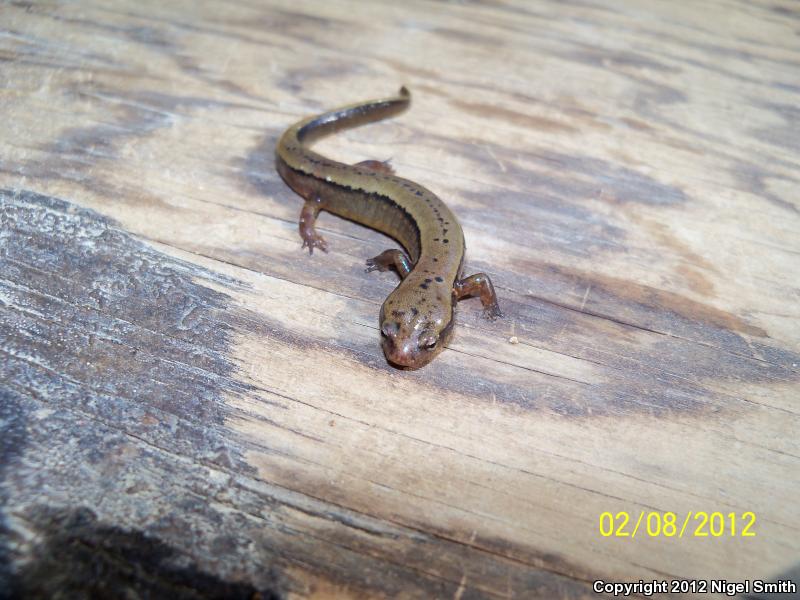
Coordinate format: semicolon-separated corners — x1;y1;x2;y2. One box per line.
379;285;454;369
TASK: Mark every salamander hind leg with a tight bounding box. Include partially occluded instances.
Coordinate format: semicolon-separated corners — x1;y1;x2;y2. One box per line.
355;159;395;175
454;273;502;319
299;198;328;254
365;249;412;279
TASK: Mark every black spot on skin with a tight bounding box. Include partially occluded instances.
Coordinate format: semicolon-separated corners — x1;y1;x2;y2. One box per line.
425;278;432;283
443;229;448;234
420;283;429;290
435;277;443;282
443;239;449;244
433;258;438;262
411;308;419;316
433;238;439;241
391;310;405;318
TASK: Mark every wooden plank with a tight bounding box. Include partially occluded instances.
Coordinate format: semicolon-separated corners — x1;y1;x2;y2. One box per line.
1;0;799;597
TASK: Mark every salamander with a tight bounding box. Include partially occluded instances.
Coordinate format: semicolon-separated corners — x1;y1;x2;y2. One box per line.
275;87;501;369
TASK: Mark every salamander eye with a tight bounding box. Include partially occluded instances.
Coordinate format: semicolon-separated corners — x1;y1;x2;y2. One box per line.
419;331;438;349
381;322;399;338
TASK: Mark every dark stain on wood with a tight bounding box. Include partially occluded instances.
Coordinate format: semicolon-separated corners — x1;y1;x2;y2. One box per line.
619;116;655;131
429;133;689;208
507;259;800;380
278;61;370;95
238;129;303;204
222;8;352;47
769;4;799;18
532;149;689;206
0;189;316;596
2;506;278;600
263;465;606;598
560;47;681;74
459;184;626;256
382;58;443;81
451;98;579;133
0;389;28;496
3;82;265;215
532;262;767;338
1;188;254;455
432;26;505;47
730;160;800;215
752;101;800;152
0;387;29;590
41;12;267;101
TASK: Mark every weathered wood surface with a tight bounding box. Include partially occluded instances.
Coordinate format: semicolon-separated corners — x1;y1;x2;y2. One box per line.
1;0;799;597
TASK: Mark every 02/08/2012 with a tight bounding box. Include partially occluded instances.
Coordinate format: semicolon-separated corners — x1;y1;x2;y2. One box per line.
598;510;756;538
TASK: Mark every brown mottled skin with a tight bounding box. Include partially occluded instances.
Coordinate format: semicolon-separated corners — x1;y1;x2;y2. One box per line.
275;87;501;369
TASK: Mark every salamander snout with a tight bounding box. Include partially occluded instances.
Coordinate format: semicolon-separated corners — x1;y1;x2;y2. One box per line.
380;320;442;369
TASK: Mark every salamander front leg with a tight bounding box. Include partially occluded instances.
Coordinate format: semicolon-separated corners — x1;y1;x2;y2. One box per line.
299;198;328;254
454;273;502;319
354;159;395;175
365;249;412;279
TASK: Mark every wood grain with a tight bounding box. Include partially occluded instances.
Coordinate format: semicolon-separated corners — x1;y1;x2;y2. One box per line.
1;0;799;597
